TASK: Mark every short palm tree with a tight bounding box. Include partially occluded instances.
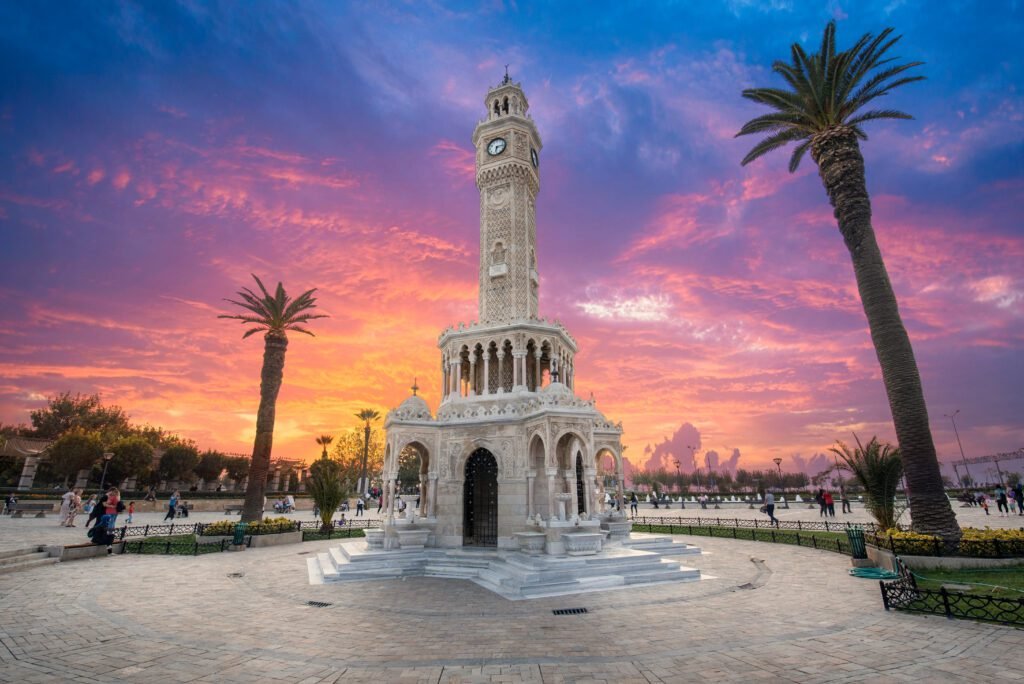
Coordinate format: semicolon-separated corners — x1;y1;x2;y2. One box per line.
315;434;334;459
356;409;380;498
736;21;960;546
831;435;904;530
219;275;327;522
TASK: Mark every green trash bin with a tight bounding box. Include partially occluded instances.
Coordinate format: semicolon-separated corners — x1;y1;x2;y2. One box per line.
233;522;248;546
846;528;867;559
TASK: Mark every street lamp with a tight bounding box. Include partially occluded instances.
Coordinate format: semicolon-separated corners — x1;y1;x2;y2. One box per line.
772;457;783;487
99;451;114;490
688;445;701;491
945;410;972;485
673;459;685;509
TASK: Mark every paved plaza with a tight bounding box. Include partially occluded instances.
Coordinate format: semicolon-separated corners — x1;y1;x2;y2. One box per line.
2;506;1023;682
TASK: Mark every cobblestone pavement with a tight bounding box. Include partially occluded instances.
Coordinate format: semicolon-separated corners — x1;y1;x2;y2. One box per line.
1;533;1022;683
2;498;1018;553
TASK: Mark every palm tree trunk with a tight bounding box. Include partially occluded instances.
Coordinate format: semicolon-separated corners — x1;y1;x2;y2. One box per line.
812;126;961;545
242;332;288;522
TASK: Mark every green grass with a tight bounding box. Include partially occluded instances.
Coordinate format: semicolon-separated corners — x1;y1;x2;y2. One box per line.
121;533;225;555
910;565;1024;596
302;528;366;542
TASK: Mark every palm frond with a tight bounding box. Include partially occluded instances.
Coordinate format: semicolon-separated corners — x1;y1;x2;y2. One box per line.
740;128;808;167
220;274;329;339
844;109;913;127
788;139;812;172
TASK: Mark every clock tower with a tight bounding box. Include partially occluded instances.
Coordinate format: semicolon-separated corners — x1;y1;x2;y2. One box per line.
472;73;543;323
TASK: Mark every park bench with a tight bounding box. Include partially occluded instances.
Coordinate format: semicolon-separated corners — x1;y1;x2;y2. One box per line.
10;503;55;518
175;502;193;518
224;504;244;515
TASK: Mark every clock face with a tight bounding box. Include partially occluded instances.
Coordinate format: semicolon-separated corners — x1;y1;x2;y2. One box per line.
530;147;539;168
487;138;506;156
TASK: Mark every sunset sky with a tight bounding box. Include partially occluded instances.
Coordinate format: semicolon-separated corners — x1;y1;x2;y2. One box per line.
1;1;1021;478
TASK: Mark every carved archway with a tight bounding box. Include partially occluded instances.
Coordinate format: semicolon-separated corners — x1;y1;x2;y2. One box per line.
463;448;498;547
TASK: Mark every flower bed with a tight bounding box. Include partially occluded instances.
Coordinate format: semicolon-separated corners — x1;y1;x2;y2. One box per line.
199;516;298;536
867;528;1024;558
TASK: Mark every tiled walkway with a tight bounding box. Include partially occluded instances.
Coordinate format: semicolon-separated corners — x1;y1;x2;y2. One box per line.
1;532;1021;682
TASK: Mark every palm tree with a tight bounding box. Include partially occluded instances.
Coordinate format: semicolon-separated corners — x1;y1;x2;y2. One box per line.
315;434;334;459
219;275;327;522
831;435;904;530
736;21;960;546
355;409;380;497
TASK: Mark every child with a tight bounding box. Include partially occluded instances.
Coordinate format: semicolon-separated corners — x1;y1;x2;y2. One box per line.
125;501;135;524
981;495;990;515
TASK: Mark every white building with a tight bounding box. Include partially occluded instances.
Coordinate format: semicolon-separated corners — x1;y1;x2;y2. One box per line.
379;75;627;552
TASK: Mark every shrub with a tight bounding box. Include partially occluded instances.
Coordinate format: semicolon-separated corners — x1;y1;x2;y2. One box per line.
199;516;297;536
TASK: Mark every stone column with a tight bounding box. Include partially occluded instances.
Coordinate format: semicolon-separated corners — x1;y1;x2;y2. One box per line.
583;469;596;517
496;351;506;393
526;470;535;518
427;473;438;517
565;468;579;517
441;360;448;398
468;358;477;396
482;354;490;395
616;465;625;512
270;466;281;492
534;351;542;390
513;352;527;391
546;468;557;521
17;455;39;490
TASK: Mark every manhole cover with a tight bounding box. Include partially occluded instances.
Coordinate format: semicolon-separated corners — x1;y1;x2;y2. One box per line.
307;601;332;608
552;607;588;615
227;572;244;578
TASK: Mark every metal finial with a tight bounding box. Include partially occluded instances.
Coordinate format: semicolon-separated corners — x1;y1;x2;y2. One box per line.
411;378;419;396
503;64;510;84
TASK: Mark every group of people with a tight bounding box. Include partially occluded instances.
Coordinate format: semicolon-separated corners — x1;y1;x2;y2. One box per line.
272;495;296;513
966;483;1024;517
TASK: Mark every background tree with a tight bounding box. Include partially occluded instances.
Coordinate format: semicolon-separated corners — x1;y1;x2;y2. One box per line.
307;457;347;533
333;427;384;487
832;435;904;529
397;445;423;490
315;434;333;459
30;392;130;441
194;450;227;488
48;429;104;487
736;21;959;545
355;409;380;496
224;456;251;487
158;443;201;484
219;274;327;522
96;435;155;488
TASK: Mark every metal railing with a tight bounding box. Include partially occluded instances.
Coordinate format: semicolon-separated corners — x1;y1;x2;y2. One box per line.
631;518;856;555
631;516;875;533
880;567;1024;625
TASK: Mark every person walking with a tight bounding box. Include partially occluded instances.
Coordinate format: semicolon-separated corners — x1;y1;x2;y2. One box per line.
66;489;82;527
376;495;384;514
86;491;108;528
816;489;826;517
996;485;1009;517
164;490;179;521
102;487;122;528
58;487;74;526
124;501;135;525
356;498;364;517
762;490;779;527
629;492;639;517
840;487;851;514
1015;482;1024;516
824;490;835;517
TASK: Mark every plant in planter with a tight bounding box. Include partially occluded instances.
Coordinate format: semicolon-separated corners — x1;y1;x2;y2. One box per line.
308;457;345;533
831;435;904;529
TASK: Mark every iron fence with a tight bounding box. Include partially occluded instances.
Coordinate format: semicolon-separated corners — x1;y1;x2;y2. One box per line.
631;519;854;555
110;518;376;541
120;537;247;556
880;569;1024;625
631;516;875;533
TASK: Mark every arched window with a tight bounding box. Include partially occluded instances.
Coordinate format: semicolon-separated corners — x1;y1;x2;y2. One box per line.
494;100;500;116
502;96;509;114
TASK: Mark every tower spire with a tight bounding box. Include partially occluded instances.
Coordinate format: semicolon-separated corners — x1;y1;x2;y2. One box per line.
503;64;510;84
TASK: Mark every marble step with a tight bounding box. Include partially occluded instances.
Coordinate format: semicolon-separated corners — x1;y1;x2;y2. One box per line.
0;551;49;567
0;556;59;576
0;546;44;561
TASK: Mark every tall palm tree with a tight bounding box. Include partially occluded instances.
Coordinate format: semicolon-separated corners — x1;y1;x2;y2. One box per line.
355;408;380;497
219;275;327;522
315;434;334;459
736;21;960;545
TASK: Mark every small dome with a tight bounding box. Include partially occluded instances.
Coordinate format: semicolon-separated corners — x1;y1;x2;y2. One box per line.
541;381;571;396
397;394;431;418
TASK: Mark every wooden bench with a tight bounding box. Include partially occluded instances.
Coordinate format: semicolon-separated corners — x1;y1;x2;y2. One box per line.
10;503;55;518
175;502;194;518
224;504;244;515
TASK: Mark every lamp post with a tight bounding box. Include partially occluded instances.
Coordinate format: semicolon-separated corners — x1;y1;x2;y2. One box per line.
945;410;972;486
688;445;701;491
674;459;684;509
772;457;783;484
99;451;114;491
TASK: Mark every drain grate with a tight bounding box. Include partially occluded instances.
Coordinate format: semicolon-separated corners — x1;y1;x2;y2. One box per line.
307;601;332;608
297;551;310;555
552;607;588;616
226;572;244;578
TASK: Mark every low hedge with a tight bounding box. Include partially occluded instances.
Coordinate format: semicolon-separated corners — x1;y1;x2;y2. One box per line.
870;527;1024;558
199;516;298;536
